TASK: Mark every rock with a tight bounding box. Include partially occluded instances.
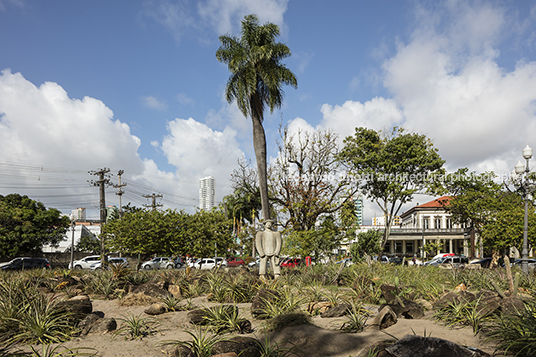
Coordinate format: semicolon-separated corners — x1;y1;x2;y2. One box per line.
77;311;105;336
500;296;525;315
379;299;424;319
385;334;491;357
476;297;501;318
307;301;332;315
56;295;92;321
251;289;280;319
168;284;182;299
129;282;171;299
321;303;350;318
145;303;167;315
88;318;117;335
173;345;194;357
380;284;397;304
211;353;238;357
369;305;397;330
212;336;261;357
415;298;433;311
433;292;458;310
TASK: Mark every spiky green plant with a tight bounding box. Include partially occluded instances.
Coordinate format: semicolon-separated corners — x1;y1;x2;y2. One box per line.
340;301;367;332
8;291;76;345
161;294;183;312
487;300;536;356
202;304;249;334
256;286;304;320
114;314;160;340
433;298;491;335
161;327;223;357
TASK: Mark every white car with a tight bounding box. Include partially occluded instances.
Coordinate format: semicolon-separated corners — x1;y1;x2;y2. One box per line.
141;257;175;270
90;257;129;270
69;255;102;270
191;257;227;270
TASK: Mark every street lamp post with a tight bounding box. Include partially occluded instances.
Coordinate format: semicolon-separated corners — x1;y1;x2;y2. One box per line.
513;145;533;274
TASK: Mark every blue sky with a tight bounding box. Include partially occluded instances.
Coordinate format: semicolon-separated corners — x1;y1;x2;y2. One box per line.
1;0;536;222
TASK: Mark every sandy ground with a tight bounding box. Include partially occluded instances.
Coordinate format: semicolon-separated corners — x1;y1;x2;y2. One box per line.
20;295;496;357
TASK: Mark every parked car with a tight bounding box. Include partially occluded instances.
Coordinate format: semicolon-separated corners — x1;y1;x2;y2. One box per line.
427;256;468;267
0;257;51;271
141;257;175;270
470;257;492;268
280;257;301;268
191;257;228;270
423;253;455;266
226;257;246;267
172;256;184;268
69;255;102;270
90;257;129;271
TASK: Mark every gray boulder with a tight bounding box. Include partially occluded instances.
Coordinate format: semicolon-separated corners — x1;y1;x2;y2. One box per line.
385;335;491;357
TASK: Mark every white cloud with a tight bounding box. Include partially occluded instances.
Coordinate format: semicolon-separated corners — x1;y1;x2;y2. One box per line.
318;97;404;142
197;0;289;35
160;117;244;202
382;2;536;172
143;95;168;110
0;69;143;171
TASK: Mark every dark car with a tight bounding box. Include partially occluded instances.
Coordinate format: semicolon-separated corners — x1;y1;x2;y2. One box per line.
470;257;492;268
226;257;246;267
0;257;51;271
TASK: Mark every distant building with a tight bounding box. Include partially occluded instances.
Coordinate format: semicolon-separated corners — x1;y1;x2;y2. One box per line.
71;207;86;221
42;221;101;253
372;214;401;226
199;176;215;211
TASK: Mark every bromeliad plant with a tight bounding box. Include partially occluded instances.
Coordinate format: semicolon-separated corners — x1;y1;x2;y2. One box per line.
114;313;160;340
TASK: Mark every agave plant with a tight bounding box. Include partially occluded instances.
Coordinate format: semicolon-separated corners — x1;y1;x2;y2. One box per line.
161;327;223;357
114;313;160;340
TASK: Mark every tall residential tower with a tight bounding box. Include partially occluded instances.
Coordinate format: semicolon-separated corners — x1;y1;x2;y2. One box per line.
199;176;215;211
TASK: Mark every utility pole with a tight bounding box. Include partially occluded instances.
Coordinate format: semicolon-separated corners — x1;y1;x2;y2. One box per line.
89;168;111;266
114;170;127;218
143;193;163;211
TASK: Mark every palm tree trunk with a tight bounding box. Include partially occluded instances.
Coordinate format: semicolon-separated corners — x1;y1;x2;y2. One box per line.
251;113;271;222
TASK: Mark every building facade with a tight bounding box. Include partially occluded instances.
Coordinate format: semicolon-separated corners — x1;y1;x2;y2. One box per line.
387;196;470;257
199;176;215;211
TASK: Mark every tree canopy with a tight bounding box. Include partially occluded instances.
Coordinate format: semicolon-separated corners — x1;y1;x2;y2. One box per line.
0;193;70;256
102;208;234;258
339;127;445;248
443;169;536;260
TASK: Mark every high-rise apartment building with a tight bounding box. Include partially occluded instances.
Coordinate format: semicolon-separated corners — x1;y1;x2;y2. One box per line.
199;176;215;211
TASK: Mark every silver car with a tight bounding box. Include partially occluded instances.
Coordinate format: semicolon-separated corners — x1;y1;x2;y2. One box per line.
141;257;175;269
69;255;102;270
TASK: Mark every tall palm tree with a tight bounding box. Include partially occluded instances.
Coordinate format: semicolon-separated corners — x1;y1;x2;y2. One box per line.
216;14;297;221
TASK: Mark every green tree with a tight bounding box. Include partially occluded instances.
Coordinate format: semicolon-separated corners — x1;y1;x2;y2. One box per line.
339;127;445;249
0;194;70;256
350;230;382;261
443;169;536;264
75;233;100;254
283;215;343;260
102;208;234;258
216;14;297;222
